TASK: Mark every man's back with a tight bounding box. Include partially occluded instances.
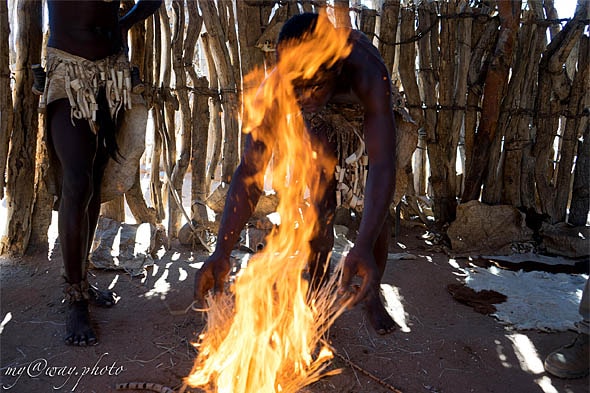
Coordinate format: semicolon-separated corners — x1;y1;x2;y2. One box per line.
47;0;122;60
333;30;392;112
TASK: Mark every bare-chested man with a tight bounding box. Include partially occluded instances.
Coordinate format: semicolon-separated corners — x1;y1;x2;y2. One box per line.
44;0;161;346
194;13;398;334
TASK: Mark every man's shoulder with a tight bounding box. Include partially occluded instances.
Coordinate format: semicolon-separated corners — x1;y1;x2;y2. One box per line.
344;31;387;77
348;29;370;43
339;31;392;109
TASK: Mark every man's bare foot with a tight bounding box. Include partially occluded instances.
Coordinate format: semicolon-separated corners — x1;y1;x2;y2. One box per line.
364;294;396;335
88;285;117;307
65;300;98;346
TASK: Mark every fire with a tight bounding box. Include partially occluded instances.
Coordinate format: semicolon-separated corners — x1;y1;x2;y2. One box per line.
187;14;353;393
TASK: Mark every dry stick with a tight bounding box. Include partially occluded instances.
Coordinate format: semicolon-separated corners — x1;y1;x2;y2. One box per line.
321;340;403;393
333;351;403;393
124;346;176;365
341;347;362;387
163;299;200;316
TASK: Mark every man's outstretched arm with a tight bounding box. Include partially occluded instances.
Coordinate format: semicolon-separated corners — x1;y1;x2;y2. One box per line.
194;132;272;300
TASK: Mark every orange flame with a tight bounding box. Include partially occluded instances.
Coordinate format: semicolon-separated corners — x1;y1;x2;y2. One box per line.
187;14;352;393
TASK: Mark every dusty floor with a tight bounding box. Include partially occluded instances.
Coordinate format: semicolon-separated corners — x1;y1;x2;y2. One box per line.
1;223;588;393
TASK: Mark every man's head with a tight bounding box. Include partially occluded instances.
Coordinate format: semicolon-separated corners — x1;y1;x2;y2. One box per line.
277;13;347;113
277;13;319;53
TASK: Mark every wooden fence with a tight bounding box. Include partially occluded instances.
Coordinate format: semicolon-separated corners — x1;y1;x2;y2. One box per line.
0;0;588;256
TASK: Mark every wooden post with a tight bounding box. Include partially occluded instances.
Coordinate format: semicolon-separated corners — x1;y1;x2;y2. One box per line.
463;12;499;199
416;1;438;197
360;6;376;41
191;76;211;207
168;0;191;238
150;6;165;222
183;1;210;206
451;3;471;199
122;5;155;223
101;198;126;222
202;33;223;192
463;0;521;202
333;0;352;28
125;168;158;225
396;5;421;210
301;0;314;13
425;1;459;223
499;3;545;208
398;7;422;126
569;110;589;226
199;0;240;184
0;0;42;255
0;0;12;199
143;6;154;105
236;0;267;102
533;6;588;222
378;0;399;76
220;1;241;105
158;3;178;237
553;34;589;222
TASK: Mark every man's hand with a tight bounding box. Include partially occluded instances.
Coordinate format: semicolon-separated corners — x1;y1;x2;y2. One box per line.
339;246;379;306
194;252;231;301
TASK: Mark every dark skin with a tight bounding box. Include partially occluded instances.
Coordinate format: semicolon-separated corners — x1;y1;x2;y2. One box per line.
194;28;398;334
46;0;161;346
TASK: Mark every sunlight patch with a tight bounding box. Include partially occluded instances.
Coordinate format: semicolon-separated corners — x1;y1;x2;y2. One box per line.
447;258;460;269
494;339;512;369
507;333;544;374
534;376;559;393
178;267;188;281
189;261;204;269
0;312;12;334
108;274;119;290
145;267;171;299
48;211;59;259
380;284;411;332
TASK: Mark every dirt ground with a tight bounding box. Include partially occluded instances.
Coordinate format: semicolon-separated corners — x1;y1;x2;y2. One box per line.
1;222;588;393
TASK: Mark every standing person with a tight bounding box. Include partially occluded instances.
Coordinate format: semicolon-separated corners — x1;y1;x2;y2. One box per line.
42;0;161;346
194;12;398;334
544;279;589;378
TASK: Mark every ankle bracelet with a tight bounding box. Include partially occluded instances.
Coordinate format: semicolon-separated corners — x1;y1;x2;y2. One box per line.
63;281;90;303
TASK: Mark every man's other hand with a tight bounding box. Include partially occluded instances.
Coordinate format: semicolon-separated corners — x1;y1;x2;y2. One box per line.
339;246;379;306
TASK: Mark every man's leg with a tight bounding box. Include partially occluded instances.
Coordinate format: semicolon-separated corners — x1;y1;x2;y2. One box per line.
308;177;337;293
306;127;338;293
85;100;117;307
544;279;589;378
48;99;98;346
364;220;396;334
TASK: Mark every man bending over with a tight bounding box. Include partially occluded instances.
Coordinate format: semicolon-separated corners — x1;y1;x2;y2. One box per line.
194;12;398;334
